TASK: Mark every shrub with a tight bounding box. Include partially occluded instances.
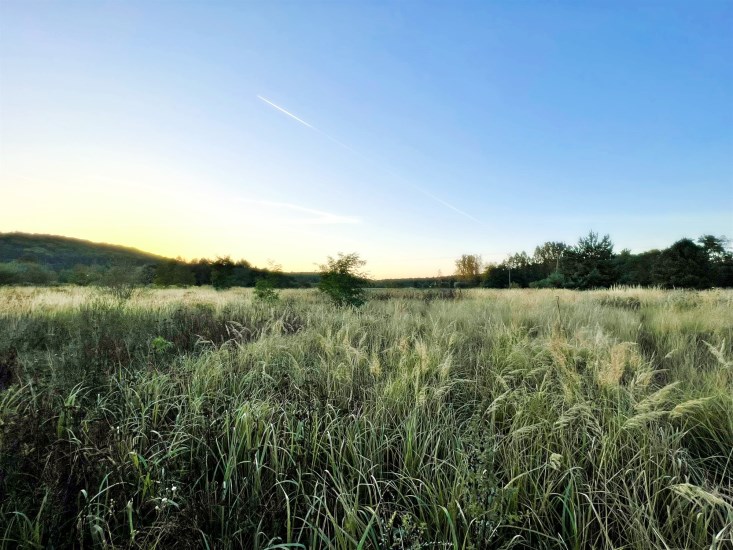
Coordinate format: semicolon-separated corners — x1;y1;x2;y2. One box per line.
317;253;369;307
253;277;279;303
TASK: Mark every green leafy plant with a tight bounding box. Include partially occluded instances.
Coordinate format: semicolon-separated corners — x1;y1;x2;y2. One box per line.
150;336;174;354
317;252;368;307
253;277;279;303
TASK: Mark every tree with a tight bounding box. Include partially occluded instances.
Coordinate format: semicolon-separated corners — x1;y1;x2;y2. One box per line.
210;257;255;289
454;254;483;285
318;253;369;307
101;264;144;300
697;235;733;287
503;251;538;287
697;235;730;263
561;231;617;289
154;259;195;286
652;239;712;289
533;242;568;277
190;258;212;286
613;249;660;286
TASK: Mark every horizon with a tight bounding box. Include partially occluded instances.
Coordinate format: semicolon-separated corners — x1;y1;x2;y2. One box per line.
1;1;732;278
2;229;728;282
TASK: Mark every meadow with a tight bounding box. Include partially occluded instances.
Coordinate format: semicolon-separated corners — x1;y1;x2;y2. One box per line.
0;286;731;549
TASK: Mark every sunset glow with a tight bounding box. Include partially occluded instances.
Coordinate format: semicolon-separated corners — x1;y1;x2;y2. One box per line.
1;1;731;277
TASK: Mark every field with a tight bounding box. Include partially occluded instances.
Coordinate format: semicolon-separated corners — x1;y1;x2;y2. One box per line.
1;286;731;549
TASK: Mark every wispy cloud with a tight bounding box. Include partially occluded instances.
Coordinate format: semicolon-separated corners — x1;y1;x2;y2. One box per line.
416;187;484;224
257;95;314;129
257;94;484;225
236;198;360;226
257;95;356;152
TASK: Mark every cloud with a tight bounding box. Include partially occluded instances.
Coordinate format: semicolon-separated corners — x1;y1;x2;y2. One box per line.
257;94;484;225
415;187;484;224
258;95;357;153
257;95;314;129
235;198;360;226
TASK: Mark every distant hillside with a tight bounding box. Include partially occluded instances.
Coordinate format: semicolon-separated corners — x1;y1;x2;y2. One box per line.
0;233;166;270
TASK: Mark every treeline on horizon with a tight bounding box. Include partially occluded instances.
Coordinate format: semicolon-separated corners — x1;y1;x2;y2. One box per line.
0;231;731;290
0;255;319;289
468;232;732;290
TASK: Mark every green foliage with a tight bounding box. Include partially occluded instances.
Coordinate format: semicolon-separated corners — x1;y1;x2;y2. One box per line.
101;265;146;300
0;287;732;548
530;271;566;288
561;231;617;289
698;235;733;287
5;231;733;290
150;336;174;354
652;239;712;289
253;277;280;303
455;254;483;285
0;260;56;285
58;264;106;286
153;259;195;287
0;232;163;269
697;235;730;263
534;241;569;276
317;252;369;307
210;257;257;289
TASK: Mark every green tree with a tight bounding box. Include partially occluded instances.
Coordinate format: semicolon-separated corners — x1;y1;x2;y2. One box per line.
533;241;568;276
317;253;368;307
562;231;617;289
154;259;195;287
697;235;733;287
454;254;483;285
254;277;280;303
697;235;730;263
482;263;511;288
101;265;144;300
0;261;56;285
652;239;712;289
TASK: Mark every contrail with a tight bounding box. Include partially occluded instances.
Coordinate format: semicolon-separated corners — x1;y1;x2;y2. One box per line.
415;186;484;224
259;95;359;154
257;94;483;225
257;95;314;129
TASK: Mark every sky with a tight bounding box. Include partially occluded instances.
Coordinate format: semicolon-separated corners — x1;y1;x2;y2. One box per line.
1;1;731;278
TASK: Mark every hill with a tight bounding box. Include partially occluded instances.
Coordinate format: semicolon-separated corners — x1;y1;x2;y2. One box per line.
0;232;165;270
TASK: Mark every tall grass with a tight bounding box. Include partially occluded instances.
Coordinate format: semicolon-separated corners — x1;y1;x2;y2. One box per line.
1;287;731;548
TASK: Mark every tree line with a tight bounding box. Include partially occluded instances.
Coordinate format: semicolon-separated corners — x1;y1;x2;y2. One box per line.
454;232;732;289
1;232;731;290
0;256;320;289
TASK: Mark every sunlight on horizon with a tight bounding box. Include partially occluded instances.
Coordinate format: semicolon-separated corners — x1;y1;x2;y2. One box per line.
1;1;731;277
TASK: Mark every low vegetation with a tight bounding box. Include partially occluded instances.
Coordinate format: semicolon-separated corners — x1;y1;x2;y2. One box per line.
1;286;731;549
2;231;731;290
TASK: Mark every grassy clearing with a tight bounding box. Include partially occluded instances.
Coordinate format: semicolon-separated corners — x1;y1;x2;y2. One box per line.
1;287;731;549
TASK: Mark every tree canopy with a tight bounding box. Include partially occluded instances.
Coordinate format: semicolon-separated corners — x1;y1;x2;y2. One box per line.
317;253;369;307
454;254;483;285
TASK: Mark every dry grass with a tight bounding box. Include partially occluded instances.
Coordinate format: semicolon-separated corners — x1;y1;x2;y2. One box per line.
0;286;731;548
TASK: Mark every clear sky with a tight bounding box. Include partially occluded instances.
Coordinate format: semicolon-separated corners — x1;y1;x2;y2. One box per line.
1;1;731;278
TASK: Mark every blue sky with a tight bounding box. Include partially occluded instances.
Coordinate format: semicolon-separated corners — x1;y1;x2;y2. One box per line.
1;1;731;277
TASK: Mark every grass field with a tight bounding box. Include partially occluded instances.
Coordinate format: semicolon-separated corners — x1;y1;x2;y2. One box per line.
1;286;731;549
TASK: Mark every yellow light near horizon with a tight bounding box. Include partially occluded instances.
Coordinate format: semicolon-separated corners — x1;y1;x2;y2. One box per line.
1;150;462;277
1;172;361;272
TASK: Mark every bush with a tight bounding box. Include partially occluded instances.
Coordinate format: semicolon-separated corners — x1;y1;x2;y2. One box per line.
0;261;56;285
253;277;279;303
317;252;368;307
530;271;566;288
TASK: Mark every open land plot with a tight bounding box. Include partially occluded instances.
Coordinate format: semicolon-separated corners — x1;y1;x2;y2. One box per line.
1;287;731;549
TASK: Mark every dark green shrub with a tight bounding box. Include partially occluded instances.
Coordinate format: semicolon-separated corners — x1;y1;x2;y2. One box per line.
317;253;368;307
